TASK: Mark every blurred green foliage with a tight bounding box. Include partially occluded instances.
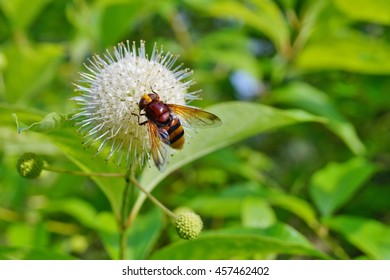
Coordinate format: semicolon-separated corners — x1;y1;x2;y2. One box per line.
0;0;389;260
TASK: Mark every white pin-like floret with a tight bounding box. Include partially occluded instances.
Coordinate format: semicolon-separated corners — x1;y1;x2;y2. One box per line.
72;41;198;168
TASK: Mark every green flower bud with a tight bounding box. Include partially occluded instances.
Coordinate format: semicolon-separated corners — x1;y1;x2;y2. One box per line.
16;153;44;179
175;212;203;240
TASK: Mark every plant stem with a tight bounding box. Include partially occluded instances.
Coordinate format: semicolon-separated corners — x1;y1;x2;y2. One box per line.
169;10;193;51
43;166;125;178
126;175;176;228
118;167;134;260
315;224;350;260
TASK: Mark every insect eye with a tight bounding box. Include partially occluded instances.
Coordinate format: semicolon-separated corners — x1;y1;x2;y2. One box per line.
139;98;148;110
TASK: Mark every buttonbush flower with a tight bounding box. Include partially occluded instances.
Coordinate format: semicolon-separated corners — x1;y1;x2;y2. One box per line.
72;41;198;168
175;212;203;240
17;153;44;179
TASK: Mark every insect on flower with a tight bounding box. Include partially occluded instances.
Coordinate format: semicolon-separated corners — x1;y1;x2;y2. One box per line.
135;90;222;172
72;40;221;171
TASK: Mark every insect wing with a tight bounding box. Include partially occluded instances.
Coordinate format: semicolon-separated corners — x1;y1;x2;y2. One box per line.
168;104;222;128
147;122;170;172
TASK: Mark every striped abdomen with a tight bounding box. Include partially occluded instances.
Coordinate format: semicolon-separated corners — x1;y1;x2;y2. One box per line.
163;116;185;149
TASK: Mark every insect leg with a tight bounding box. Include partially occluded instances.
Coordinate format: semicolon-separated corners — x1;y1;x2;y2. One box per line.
131;112;148;126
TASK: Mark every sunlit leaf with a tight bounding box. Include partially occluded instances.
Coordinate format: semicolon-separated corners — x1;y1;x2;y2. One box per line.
296;31;390;74
310;157;376;216
241;198;276;228
272;82;366;155
325;216;390;259
196;29;261;77
6;223;49;248
333;0;390;25
151;224;327;259
2;43;64;103
184;0;289;52
189;196;242;218
0;0;52;31
268;195;318;228
97;0;159;47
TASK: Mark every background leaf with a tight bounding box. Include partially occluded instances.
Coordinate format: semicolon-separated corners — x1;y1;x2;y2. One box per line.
185;0;290;52
0;246;75;260
271;82;366;155
296;31;390;74
333;0;390;24
125;208;164;260
151;224;327;259
0;0;52;31
94;208;164;260
241;198;276;228
2;43;64;103
310;157;376;216
325;216;390;259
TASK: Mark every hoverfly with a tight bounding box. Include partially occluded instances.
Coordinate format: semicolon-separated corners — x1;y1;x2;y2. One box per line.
135;91;222;172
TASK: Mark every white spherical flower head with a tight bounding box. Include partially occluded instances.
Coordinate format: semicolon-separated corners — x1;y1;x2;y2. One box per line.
72;41;198;168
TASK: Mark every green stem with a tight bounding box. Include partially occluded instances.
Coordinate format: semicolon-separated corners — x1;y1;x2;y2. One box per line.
126;175;176;228
315;224;350;260
119;167;134;260
169;9;193;51
43;166;125;178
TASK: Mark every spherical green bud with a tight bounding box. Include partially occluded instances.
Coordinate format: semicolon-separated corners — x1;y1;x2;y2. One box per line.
173;207;194;217
16;153;44;179
175;212;203;240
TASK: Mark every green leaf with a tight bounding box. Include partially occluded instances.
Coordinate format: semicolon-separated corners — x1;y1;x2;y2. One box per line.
189;182;318;228
296;31;390;74
151;224;327;259
184;0;289;51
0;246;76;260
46;198;98;229
241;198;276;228
0;0;52;31
126;208;164;260
135;101;326;218
95;212;119;260
325;216;390;259
95;209;164;260
98;1;157;47
333;0;390;25
196;29;261;77
2;43;64;103
310;157;376;216
6;223;49;248
13;112;69;133
268;195;318;228
272;82;366;155
0;103;46;126
189;196;242;218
